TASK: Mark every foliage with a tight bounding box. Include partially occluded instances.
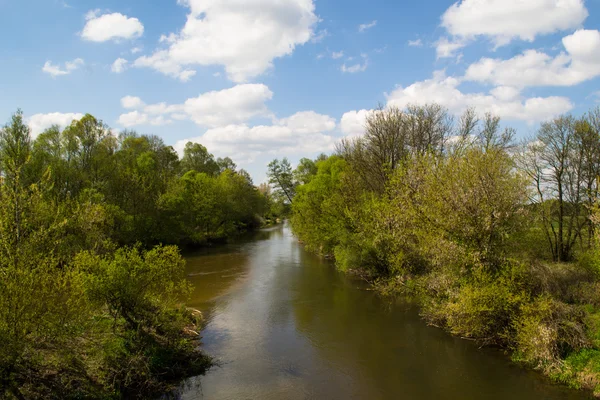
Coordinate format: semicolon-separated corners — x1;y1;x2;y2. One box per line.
289;104;600;396
0;110;276;398
267;158;296;205
76;245;191;330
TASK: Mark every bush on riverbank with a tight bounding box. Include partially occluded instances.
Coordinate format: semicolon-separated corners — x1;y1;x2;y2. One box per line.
0;110;284;398
287;104;600;396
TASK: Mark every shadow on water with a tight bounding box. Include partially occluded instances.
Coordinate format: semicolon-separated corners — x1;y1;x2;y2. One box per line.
176;223;593;400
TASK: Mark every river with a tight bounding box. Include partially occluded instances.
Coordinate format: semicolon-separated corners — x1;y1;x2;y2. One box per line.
178;223;591;399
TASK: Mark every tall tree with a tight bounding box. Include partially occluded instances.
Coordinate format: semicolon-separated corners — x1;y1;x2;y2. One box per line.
0;110;32;249
267;158;296;204
181;142;219;176
522;114;600;261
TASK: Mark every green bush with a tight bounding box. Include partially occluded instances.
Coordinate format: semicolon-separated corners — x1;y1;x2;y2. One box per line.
76;245;191;331
435;264;528;341
514;296;588;371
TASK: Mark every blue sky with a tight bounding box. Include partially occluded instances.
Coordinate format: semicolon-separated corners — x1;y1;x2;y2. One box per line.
1;0;599;182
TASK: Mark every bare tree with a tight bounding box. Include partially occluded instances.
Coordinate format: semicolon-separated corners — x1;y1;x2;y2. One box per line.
336;104;452;194
520;113;600;262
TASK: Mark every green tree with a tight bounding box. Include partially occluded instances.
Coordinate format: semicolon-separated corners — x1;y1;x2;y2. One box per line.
181;142;219;176
267;158;296;204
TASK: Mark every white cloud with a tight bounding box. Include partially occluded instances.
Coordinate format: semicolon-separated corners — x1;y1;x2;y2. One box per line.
332;51;344;59
118;84;273;128
28;112;85;138
42;58;84;78
81;11;144;42
341;56;368;73
111;58;128;73
465;29;600;87
277;111;336;134
121;95;145;109
134;50;197;82
435;37;466;59
118;110;148;127
408;39;423;47
134;0;318;83
340;109;372;138
182;84;273;127
143;102;182;115
386;71;573;123
149;115;172;126
174;110;338;164
358;20;377;33
159;33;178;44
172;113;188;121
131;47;143;54
117;113;172;128
441;0;587;47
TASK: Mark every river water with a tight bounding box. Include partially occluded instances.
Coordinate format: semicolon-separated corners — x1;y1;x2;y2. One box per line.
179;223;591;400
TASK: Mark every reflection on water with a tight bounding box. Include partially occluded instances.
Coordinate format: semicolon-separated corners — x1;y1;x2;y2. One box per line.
180;224;592;400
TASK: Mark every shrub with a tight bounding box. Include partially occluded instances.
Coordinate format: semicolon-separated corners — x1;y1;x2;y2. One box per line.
514;296;589;371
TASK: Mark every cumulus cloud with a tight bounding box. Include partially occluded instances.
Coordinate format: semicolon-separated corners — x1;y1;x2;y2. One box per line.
133;50;197;82
121;95;145;109
28;112;85;138
173;110;338;164
277;111;336;134
435;37;466;59
118;110;148;127
81;11;144;42
111;58;128;73
117;84;273;128
465;29;600;87
386;71;573;123
134;0;318;83
340;109;372;138
441;0;588;47
408;39;423;47
182;84;273;126
42;58;84;77
331;51;344;59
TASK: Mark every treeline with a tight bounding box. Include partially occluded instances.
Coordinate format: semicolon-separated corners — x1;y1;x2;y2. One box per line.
0;111;274;399
26;114;275;247
273;104;600;395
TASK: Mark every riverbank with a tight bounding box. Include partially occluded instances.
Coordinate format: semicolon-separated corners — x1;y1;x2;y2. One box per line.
177;223;590;400
331;248;600;397
283;106;600;398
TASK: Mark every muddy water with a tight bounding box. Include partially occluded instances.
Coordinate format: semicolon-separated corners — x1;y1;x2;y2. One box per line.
179;224;591;400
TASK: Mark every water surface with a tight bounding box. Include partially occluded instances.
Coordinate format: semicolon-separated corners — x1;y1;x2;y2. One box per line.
181;224;591;400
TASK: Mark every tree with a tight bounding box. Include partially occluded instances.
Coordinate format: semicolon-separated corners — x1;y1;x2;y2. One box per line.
0;109;31;186
337;104;452;194
293;158;318;185
291;156;349;254
521;114;600;261
0;110;32;250
0;111;91;399
217;157;237;173
181;142;219;176
267;158;296;204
